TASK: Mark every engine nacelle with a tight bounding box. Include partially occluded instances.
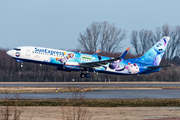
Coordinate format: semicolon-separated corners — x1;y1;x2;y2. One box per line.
55;64;81;72
55;66;71;72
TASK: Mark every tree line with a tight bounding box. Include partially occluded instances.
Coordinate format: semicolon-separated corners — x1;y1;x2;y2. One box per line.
0;22;180;82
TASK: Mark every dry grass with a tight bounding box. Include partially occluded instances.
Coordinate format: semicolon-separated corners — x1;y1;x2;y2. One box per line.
0;87;93;120
60;86;92;120
7;106;180;120
0;87;93;93
0;93;24;120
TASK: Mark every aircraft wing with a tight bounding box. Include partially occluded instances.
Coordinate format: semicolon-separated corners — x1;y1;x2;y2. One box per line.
80;47;129;68
80;57;121;68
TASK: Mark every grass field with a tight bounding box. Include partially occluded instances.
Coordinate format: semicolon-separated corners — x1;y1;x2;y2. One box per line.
1;98;180;107
1;83;180;120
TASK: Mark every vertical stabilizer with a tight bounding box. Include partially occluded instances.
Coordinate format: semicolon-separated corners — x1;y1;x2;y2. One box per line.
130;36;170;66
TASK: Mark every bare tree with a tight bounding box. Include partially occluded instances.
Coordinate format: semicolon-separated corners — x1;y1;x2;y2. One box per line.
166;25;180;64
78;22;101;53
130;24;180;65
153;24;180;64
61;86;92;120
130;30;139;55
130;29;154;55
0;93;24;120
152;27;161;44
139;29;148;54
78;21;126;53
162;23;171;36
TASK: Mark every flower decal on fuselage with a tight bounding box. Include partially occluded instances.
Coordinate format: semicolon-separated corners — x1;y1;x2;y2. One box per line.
56;53;75;64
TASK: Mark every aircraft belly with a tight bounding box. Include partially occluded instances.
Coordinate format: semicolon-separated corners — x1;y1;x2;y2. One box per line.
92;62;146;75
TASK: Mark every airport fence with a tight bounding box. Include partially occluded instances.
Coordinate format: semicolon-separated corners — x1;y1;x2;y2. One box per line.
0;76;180;82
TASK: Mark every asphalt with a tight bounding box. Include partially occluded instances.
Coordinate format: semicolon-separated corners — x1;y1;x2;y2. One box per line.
1;82;180;99
1;82;180;87
1;89;180;99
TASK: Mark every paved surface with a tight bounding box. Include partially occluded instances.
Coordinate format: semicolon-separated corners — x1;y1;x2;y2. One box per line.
1;82;180;99
1;89;180;99
1;82;180;87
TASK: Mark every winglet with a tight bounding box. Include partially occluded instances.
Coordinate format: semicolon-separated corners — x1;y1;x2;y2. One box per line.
120;47;130;59
94;50;100;55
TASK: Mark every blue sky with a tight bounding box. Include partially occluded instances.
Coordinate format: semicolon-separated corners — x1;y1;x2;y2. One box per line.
0;0;179;52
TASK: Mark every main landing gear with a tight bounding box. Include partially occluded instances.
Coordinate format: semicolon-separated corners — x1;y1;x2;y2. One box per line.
80;71;90;78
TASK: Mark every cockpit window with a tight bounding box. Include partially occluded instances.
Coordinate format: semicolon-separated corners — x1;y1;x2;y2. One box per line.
13;48;21;51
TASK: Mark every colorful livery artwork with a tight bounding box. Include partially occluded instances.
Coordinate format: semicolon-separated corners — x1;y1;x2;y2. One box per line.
6;36;171;78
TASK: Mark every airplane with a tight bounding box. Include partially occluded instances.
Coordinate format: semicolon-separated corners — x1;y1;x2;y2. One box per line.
6;36;171;78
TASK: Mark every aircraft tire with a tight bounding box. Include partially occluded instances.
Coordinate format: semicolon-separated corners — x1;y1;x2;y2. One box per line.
85;73;90;78
80;73;85;78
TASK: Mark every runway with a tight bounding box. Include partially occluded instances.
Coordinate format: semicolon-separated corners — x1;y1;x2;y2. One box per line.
1;89;180;99
1;82;180;99
1;82;180;87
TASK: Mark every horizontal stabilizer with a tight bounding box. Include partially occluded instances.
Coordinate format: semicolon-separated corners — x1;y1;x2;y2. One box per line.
120;47;130;58
148;64;173;69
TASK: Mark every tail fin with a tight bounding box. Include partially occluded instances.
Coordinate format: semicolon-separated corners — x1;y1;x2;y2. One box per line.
132;36;170;66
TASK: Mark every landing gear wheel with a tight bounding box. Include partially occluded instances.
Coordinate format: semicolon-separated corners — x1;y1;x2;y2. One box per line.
80;73;85;78
85;73;90;78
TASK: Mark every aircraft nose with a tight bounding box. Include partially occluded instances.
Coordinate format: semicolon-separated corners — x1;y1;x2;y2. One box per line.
6;51;10;55
6;50;13;57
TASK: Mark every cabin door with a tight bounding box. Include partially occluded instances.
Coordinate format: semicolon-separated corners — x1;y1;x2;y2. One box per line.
26;48;31;56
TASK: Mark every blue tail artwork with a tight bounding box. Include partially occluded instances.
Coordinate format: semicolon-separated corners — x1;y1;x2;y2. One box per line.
129;36;170;66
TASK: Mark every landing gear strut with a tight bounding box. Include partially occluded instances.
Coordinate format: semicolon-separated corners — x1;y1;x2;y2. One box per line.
80;71;90;78
20;63;23;68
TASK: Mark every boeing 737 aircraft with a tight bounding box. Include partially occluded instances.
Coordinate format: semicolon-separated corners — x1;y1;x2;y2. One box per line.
6;36;171;78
